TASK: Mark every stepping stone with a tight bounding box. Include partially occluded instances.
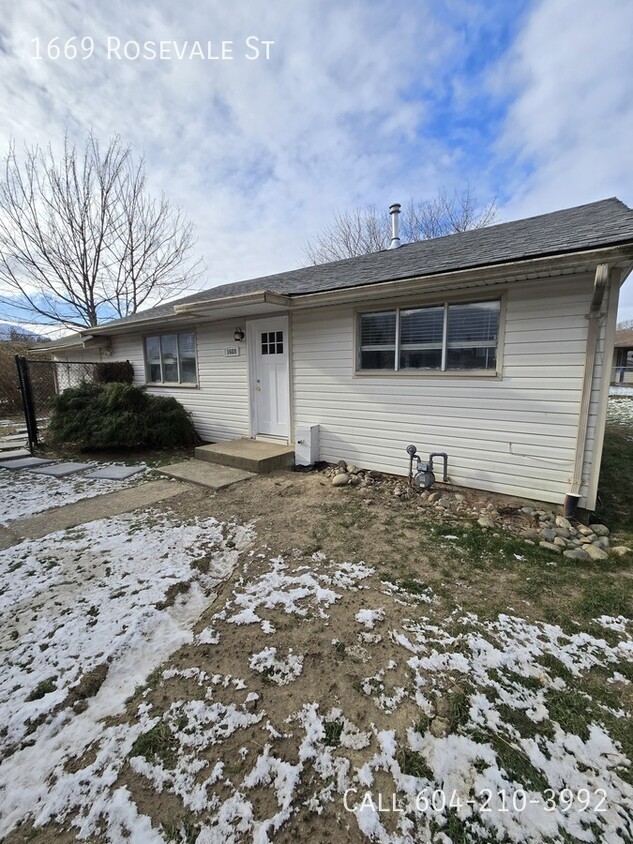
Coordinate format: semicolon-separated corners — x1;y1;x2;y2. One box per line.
85;465;144;481
32;462;95;478
0;433;30;442
0;457;55;470
0;448;31;460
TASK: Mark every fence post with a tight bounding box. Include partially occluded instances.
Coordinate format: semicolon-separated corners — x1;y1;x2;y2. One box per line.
14;355;38;452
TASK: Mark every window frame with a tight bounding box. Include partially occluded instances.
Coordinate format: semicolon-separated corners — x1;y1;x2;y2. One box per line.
143;330;199;387
355;294;505;378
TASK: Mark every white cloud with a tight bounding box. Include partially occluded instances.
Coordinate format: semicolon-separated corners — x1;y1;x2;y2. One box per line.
0;1;460;294
1;1;633;320
491;0;633;318
495;0;633;211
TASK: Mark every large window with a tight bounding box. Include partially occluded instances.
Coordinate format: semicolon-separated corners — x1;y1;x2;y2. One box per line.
358;300;500;372
145;332;198;384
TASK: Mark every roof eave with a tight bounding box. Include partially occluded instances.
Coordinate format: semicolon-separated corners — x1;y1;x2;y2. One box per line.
78;239;633;335
290;243;633;309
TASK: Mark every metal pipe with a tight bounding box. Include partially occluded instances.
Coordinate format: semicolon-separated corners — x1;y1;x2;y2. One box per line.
406;444;417;486
429;452;448;482
389;203;401;249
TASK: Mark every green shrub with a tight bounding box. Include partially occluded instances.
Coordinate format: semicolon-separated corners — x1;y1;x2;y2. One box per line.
94;360;134;384
48;382;199;449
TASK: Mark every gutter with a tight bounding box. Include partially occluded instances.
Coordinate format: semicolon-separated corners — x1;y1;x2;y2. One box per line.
567;263;610;507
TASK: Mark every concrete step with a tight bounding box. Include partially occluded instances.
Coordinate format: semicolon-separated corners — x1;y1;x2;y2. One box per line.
158;460;254;490
195;439;295;474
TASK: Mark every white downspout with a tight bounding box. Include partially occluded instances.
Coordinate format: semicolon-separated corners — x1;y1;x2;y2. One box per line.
567;263;610;506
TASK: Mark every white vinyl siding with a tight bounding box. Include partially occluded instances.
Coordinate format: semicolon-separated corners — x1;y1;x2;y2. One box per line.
292;275;605;507
109;319;249;443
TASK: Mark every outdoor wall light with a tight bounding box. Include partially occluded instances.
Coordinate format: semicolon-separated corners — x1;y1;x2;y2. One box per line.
233;328;245;342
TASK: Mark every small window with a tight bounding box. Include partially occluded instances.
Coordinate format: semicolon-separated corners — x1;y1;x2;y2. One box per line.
358;300;500;373
145;332;198;384
261;330;284;355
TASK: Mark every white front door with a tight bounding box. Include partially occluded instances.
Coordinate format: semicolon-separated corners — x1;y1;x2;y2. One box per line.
249;316;290;440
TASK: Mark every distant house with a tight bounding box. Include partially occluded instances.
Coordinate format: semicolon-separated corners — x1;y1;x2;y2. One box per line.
41;198;633;512
613;329;633;384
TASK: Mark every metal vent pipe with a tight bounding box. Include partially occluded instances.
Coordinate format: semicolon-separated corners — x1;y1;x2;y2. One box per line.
389;203;401;249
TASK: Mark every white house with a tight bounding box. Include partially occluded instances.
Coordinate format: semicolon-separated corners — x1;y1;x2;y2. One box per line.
43;198;633;512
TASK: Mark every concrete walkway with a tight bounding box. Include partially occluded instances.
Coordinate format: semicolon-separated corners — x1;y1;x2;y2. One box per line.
0;479;191;550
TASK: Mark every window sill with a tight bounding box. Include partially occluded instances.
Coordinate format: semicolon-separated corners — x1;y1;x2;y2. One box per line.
145;382;199;389
354;369;501;379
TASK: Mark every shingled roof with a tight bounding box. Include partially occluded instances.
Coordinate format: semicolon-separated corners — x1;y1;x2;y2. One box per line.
67;196;633;334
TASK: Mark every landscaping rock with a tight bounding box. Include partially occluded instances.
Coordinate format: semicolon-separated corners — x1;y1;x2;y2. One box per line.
553;537;567;548
539;541;562;554
521;529;540;542
435;697;451;718
563;548;591;561
594;537;609;550
612;546;633;557
427;492;441;504
478;516;495;529
589;524;610;537
348;474;362;487
540;528;557;543
332;473;349;488
555;515;573;530
393;484;404;497
430;717;450;738
584;545;609;561
347;464;360;474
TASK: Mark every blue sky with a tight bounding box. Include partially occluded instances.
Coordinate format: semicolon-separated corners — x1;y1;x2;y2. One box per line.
1;0;632;334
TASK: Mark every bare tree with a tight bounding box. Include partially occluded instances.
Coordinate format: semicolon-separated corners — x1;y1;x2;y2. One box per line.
617;319;633;331
306;185;497;264
0;133;202;329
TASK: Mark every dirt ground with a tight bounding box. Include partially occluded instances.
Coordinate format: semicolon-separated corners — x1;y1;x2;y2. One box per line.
3;467;633;843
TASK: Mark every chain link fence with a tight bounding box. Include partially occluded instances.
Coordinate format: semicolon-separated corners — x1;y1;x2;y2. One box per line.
3;356;133;451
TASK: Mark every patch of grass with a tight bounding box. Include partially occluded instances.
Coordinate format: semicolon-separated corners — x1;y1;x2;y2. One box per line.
130;721;176;767
448;687;472;732
546;688;591;740
498;668;545;692
397;747;432;780
334;640;346;657
488;731;549;792
162;816;200;844
26;676;57;701
594;420;633;532
538;653;575;684
69;664;108;702
323;720;343;747
191;556;210;574
497;703;553;741
155;580;191;611
574;583;632;619
397;576;430;596
414;714;430;735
